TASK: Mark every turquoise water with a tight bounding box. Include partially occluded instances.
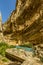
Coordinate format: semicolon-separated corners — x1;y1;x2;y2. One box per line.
15;46;33;52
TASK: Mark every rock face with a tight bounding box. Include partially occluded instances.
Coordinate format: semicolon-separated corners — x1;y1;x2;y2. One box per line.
3;0;43;45
3;0;43;56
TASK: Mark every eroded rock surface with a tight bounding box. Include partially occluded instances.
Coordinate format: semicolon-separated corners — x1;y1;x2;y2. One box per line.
2;0;43;63
0;0;43;65
5;48;33;62
2;0;43;60
3;0;43;45
5;48;43;65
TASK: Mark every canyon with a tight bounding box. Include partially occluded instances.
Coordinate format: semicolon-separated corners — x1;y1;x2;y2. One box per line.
0;0;43;65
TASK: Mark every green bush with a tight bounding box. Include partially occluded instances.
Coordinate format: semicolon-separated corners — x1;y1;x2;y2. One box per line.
9;45;15;48
0;42;16;56
2;58;9;62
0;42;9;56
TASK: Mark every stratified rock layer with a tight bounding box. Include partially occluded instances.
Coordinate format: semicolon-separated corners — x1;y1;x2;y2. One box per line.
3;0;43;57
3;0;43;45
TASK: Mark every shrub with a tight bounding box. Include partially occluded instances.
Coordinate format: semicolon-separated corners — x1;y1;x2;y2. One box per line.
0;42;9;56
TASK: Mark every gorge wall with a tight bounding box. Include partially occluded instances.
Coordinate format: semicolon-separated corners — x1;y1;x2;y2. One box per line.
3;0;43;45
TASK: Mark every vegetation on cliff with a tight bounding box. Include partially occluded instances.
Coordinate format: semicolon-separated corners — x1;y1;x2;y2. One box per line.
0;42;33;56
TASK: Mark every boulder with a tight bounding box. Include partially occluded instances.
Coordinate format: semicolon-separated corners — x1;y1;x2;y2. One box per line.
5;48;33;62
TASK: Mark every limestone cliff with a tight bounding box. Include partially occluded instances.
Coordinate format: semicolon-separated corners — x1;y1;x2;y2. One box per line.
3;0;43;45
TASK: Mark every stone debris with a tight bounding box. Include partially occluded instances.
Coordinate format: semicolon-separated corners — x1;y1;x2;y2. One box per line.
21;58;43;65
5;48;33;62
8;61;21;65
5;48;43;65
